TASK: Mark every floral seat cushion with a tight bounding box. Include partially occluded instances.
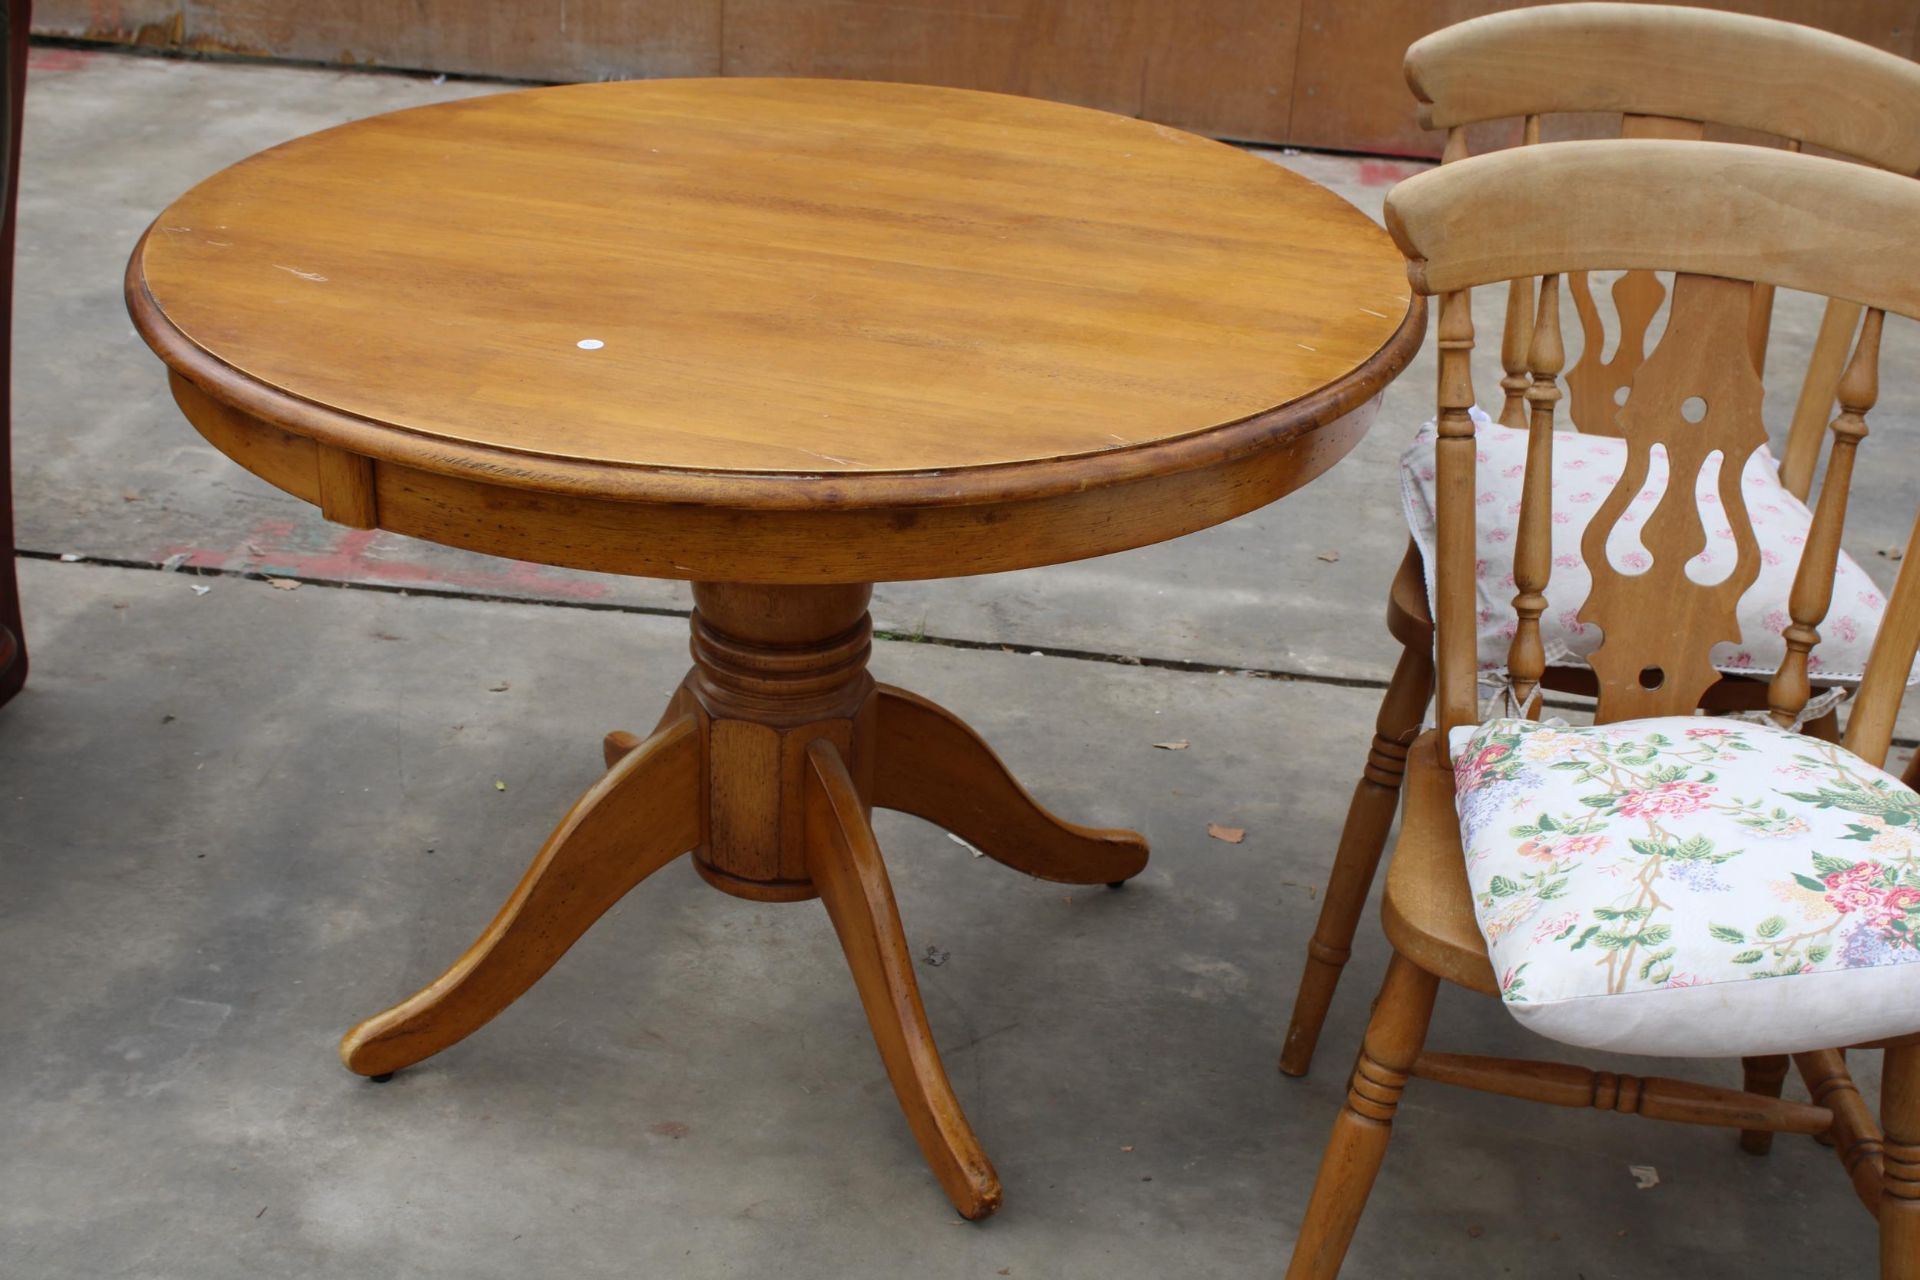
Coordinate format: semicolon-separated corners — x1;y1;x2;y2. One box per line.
1452;715;1920;1057
1401;412;1911;684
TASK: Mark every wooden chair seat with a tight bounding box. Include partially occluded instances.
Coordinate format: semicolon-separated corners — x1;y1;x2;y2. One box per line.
1379;730;1498;998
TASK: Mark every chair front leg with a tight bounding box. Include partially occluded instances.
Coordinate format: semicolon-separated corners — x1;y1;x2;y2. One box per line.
1287;952;1441;1279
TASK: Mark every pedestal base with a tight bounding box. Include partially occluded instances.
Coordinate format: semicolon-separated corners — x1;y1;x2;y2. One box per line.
338;582;1149;1220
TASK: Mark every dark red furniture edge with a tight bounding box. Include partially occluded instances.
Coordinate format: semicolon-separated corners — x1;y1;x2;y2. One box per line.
0;0;27;707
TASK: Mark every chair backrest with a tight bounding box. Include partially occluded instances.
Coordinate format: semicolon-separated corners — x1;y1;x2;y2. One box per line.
1404;3;1920;499
1384;141;1920;772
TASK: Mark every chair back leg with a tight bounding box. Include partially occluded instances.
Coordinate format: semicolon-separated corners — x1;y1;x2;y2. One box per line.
1885;1042;1920;1278
1740;1055;1792;1155
1282;626;1433;1076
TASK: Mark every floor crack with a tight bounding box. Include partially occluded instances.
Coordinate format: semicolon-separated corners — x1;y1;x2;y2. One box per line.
20;549;1920;751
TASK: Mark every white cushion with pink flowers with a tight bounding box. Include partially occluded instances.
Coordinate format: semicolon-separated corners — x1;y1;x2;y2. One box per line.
1401;411;1911;684
1451;714;1920;1056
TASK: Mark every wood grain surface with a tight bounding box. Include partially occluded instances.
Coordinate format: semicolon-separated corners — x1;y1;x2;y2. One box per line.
131;78;1421;581
1405;2;1920;170
131;78;1412;487
1290;0;1917;156
1384;140;1920;311
39;0;1302;143
40;1;1920;155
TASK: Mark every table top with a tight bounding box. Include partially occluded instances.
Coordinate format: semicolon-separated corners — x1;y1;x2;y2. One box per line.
129;79;1422;582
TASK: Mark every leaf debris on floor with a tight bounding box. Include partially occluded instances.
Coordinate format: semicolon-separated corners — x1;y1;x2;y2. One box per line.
1206;823;1245;844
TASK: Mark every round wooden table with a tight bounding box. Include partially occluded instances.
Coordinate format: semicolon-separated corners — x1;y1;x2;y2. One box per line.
126;78;1422;1220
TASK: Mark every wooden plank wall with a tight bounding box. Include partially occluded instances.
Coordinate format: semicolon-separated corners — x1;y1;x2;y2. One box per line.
32;1;1920;155
719;1;1299;142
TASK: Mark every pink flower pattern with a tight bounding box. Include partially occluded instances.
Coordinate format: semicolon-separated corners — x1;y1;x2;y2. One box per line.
1450;714;1920;1056
1614;780;1716;819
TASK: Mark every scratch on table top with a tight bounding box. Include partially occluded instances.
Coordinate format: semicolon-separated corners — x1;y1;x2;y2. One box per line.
1358;306;1388;318
274;264;329;283
799;449;853;465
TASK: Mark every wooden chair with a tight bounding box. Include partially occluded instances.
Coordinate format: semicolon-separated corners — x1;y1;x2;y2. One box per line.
1281;2;1920;1078
0;0;29;709
1286;138;1920;1278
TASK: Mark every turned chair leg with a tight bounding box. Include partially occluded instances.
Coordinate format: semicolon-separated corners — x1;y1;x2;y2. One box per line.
1885;1042;1920;1279
1287;953;1441;1279
1281;640;1433;1077
1740;1054;1791;1155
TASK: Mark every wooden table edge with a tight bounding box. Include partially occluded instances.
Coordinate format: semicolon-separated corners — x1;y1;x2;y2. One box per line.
125;230;1426;514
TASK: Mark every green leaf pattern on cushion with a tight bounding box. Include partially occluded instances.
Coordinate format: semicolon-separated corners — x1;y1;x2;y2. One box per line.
1452;718;1920;1005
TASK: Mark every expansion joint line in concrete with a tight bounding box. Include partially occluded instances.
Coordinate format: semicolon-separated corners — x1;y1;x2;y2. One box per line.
19;548;1920;752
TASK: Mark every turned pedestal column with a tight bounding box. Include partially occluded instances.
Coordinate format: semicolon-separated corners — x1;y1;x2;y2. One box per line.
675;582;879;901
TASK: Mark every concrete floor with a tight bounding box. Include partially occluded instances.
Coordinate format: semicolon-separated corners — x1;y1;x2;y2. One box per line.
3;46;1912;1278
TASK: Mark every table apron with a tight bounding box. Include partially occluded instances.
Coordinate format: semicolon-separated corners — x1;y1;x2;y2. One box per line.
170;372;1382;585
